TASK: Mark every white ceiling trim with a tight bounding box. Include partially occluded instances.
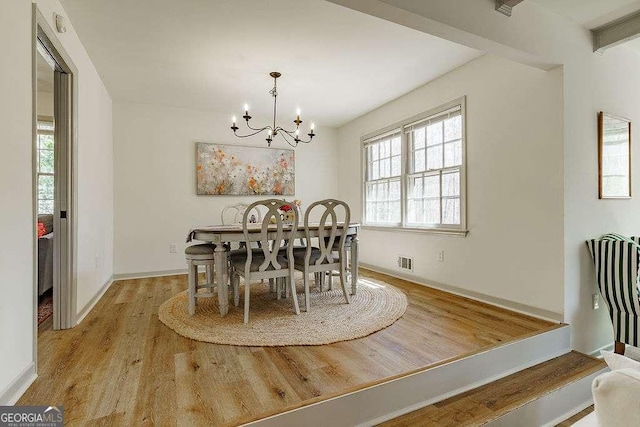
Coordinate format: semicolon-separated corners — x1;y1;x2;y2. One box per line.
593;10;640;52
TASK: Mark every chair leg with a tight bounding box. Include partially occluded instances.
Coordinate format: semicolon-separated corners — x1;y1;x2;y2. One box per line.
289;272;300;315
303;271;310;312
328;271;334;291
285;277;290;298
244;279;251;324
339;262;351;304
276;278;282;300
315;272;322;291
232;272;240;307
345;245;351;277
615;340;626;355
269;278;275;293
187;262;196;316
206;262;214;286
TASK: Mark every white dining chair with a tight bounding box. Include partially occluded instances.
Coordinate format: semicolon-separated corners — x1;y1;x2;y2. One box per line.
221;203;262;226
293;199;351;311
222;203;274;290
229;199;301;323
184;243;216;315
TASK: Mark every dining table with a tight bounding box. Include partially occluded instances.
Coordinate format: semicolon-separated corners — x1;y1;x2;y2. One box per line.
187;222;360;316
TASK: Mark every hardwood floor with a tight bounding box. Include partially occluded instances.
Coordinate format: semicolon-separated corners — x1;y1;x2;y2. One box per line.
19;269;556;426
381;351;604;426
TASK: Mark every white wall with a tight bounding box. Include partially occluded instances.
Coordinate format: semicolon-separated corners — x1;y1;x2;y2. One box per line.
337;54;565;316
0;0;36;402
0;0;113;402
35;0;114;314
113;102;339;276
563;46;640;353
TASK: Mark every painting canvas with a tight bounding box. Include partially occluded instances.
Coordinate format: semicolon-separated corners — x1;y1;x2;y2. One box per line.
196;143;295;195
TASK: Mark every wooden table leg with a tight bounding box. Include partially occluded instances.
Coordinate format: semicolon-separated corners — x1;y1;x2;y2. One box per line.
351;235;358;295
214;244;229;316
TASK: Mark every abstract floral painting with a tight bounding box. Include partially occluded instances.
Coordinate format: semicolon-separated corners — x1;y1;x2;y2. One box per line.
196;143;295;195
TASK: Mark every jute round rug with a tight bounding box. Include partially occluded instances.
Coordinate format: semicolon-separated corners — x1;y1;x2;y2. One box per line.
158;277;407;346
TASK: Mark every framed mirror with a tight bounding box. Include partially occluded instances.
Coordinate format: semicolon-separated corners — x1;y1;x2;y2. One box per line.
599;111;631;199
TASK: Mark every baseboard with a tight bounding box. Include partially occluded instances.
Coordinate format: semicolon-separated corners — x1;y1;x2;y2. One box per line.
76;276;113;325
0;362;37;405
360;263;563;323
112;269;189;281
623;345;640;361
590;342;614;357
115;264;563;324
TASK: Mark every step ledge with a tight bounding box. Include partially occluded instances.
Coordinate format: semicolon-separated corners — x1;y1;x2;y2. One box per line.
245;324;571;427
488;367;607;427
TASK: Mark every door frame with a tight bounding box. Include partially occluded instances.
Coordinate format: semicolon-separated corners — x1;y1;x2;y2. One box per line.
32;4;78;345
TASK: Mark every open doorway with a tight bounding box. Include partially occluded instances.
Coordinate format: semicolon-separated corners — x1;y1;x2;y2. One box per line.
35;47;55;329
33;10;77;332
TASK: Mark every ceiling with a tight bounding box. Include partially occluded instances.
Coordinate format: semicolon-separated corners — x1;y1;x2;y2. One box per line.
58;0;481;128
533;0;640;29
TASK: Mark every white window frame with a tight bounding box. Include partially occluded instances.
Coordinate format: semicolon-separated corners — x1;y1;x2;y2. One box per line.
362;129;403;227
361;97;467;236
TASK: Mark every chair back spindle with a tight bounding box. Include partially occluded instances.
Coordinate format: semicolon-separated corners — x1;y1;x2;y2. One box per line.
304;199;350;266
242;199;298;275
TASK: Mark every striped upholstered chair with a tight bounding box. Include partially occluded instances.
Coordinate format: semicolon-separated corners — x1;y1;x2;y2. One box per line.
586;234;640;354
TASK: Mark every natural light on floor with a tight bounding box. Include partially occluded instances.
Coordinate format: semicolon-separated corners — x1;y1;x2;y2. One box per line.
359;278;385;289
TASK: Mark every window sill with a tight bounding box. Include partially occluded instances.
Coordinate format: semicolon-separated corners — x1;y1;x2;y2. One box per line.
362;225;468;237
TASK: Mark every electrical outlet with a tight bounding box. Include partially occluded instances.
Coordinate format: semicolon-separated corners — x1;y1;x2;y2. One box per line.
437;250;445;262
170;243;177;253
592;293;600;310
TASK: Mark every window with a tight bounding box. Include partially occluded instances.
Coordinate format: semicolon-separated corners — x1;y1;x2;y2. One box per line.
37;119;55;215
362;98;466;234
364;131;402;224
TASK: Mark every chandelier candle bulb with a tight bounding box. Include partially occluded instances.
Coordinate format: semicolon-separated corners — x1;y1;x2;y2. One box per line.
244;104;249;114
232;115;236;125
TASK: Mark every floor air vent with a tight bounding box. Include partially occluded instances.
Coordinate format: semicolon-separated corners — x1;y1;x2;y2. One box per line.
398;256;413;271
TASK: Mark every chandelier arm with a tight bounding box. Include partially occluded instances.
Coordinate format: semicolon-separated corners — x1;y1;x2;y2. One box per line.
233;128;271;138
279;128;297;136
278;131;300;148
274;126;293;135
244;120;270;132
279;128;313;144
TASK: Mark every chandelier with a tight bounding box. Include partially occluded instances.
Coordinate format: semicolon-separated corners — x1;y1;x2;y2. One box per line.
231;72;316;147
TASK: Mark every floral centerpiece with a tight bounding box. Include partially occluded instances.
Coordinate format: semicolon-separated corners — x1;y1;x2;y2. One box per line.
279;199;302;223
